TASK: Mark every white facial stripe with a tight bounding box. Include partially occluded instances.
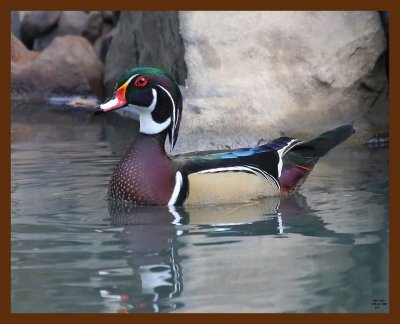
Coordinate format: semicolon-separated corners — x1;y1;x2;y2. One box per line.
140;114;171;135
129;88;171;135
124;74;137;86
168;171;183;206
156;84;176;148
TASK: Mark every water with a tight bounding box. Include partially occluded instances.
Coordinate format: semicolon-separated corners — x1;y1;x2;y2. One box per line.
11;101;389;313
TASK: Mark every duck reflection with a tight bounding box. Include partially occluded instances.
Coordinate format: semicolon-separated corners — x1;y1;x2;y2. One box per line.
101;194;351;313
103;203;186;312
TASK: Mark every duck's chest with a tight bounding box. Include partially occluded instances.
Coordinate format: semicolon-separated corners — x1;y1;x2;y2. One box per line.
109;138;175;205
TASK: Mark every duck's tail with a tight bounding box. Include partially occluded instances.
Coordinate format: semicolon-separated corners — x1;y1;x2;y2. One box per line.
279;125;355;193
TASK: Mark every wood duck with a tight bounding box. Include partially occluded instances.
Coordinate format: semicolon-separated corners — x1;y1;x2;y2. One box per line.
95;67;354;206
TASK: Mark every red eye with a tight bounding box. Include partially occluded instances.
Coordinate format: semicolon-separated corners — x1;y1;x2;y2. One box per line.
134;76;148;88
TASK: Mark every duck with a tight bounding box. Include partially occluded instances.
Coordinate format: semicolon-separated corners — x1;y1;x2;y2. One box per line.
95;67;354;206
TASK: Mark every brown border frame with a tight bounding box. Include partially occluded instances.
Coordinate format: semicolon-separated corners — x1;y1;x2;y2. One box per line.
3;1;398;322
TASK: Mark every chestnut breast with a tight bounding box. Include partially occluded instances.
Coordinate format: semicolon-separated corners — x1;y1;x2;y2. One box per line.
109;135;175;205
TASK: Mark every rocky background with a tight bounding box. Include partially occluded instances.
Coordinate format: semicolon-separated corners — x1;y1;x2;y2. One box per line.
11;11;388;150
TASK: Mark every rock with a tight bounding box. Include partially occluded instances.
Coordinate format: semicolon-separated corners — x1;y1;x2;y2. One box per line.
55;10;88;35
11;11;20;38
11;34;39;66
33;11;88;51
379;11;389;39
101;11;115;24
365;134;388;148
112;11;120;24
104;11;187;98
94;26;115;63
63;97;99;108
11;34;39;91
175;11;388;151
81;11;103;43
378;11;389;79
20;11;60;49
12;35;104;98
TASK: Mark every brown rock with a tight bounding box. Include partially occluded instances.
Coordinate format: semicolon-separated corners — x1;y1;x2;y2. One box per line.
12;35;104;98
11;34;39;66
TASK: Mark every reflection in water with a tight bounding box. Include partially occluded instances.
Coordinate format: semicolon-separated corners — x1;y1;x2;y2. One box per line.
11;101;388;313
103;193;357;312
107;203;185;312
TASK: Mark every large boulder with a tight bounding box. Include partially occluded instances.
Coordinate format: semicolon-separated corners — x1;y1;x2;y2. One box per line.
11;34;103;98
11;35;40;94
104;11;187;97
175;11;388;150
11;34;39;67
20;11;61;49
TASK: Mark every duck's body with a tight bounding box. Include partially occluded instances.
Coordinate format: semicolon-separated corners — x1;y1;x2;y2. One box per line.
96;67;354;206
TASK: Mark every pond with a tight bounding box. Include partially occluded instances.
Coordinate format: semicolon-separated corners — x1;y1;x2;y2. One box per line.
11;101;389;313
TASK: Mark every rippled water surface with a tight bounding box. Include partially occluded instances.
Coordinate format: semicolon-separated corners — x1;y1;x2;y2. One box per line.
11;102;389;313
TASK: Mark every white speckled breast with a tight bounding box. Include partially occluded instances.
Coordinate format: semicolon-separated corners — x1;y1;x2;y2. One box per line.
109;134;175;205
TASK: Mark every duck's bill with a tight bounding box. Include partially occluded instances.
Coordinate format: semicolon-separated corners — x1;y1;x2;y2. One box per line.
94;88;127;115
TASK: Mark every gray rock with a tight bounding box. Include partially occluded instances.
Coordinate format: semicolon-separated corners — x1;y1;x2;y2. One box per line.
104;11;187;98
101;11;115;24
94;25;115;63
12;35;103;98
175;11;388;151
112;11;120;25
33;11;88;51
55;11;88;35
81;11;103;43
20;11;60;49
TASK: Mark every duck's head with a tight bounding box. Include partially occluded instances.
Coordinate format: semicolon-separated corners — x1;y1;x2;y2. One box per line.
95;67;182;151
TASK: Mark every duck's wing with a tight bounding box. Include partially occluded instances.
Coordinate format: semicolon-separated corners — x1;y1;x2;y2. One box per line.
174;137;301;177
169;137;301;205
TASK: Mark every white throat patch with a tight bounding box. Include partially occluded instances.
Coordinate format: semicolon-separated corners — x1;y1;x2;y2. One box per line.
129;88;171;135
